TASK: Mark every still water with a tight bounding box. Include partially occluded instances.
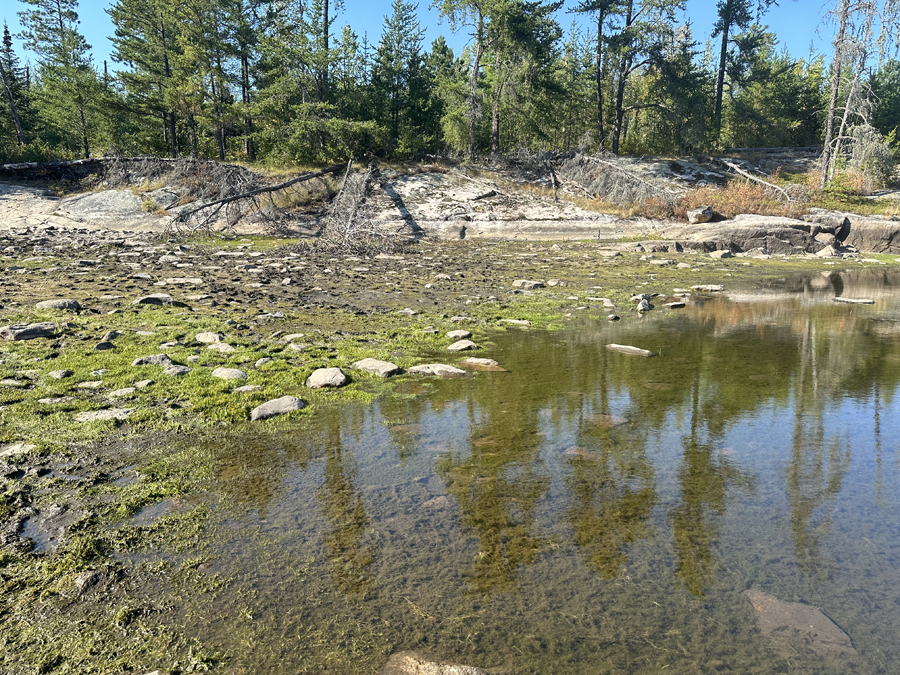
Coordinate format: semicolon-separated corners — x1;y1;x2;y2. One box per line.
168;269;900;673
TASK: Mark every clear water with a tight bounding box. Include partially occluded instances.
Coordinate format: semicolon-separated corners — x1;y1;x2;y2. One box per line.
161;269;900;674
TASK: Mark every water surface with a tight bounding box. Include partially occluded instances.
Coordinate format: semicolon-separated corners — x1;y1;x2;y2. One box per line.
154;268;900;673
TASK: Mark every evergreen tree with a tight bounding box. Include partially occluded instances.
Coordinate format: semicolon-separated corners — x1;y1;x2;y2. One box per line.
18;0;104;158
0;23;29;146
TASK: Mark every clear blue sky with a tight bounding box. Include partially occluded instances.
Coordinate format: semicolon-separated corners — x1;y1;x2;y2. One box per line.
1;0;832;70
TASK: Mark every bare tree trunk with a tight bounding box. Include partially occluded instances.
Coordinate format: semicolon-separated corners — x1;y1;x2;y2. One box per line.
595;12;606;148
714;11;731;146
611;0;634;156
0;60;26;145
491;54;504;155
467;10;485;162
241;52;255;162
820;0;850;189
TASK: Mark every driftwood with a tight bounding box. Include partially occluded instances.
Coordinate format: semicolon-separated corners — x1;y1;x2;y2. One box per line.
168;163;346;234
714;158;792;202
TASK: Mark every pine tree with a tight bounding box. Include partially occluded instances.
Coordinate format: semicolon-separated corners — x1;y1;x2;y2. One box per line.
18;0;104;158
0;23;28;146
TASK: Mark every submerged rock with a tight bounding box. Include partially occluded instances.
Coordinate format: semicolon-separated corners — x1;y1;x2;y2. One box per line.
606;343;657;357
458;357;508;372
407;363;468;378
744;589;857;659
382;651;491;675
834;297;875;305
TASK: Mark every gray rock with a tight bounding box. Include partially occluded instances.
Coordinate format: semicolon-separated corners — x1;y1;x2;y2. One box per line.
162;365;191;376
398;308;418;315
687;206;714;224
102;330;122;342
692;284;724;292
207;342;236;353
94;341;115;351
75;408;133;422
814;231;838;247
195;331;223;343
251;395;306;421
36;298;81;310
709;249;733;259
407;364;468;378
665;301;686;309
447;339;478;352
381;651;490;675
233;385;263;393
351;358;402;377
132;293;174;306
606;343;657;357
305;367;349;389
134;379;154;388
512;279;544;290
446;329;472;339
109;387;136;398
47;369;73;379
132;354;173;366
76;381;104;389
255;357;273;368
636;299;652;312
211;367;247;380
834;297;875;305
816;245;839;258
499;319;530;326
162;277;202;285
0;322;57;341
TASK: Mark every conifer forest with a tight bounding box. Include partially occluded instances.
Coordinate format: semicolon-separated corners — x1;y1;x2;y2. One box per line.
1;0;899;176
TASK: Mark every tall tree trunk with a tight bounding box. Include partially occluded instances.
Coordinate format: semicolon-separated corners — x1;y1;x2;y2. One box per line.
821;0;850;189
322;0;330;101
161;20;178;158
0;60;26;145
611;0;634;156
595;12;605;148
241;52;255;162
714;11;732;146
491;54;503;155
468;11;485;162
78;104;89;158
190;113;199;159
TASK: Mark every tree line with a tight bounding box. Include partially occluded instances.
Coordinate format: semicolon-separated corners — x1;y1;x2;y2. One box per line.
1;0;898;182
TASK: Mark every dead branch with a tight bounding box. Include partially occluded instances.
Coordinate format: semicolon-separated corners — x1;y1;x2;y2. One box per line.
715;158;792;202
169;163;346;233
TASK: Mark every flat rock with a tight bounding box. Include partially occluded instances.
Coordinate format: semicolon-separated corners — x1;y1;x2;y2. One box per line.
352;358;402;377
75;408;133;423
36;298;81;310
458;357;508;372
381;651;490;675
109;387;136;397
207;342;236;353
162;365;191;376
251;395;306;421
47;369;73;379
0;322;57;341
744;589;857;659
0;442;37;457
512;279;544;290
606;343;657;357
446;329;472;339
163;277;202;285
305;367;349;389
447;339;478;352
132;354;173;366
407;364;468;378
692;284;724;292
687;205;714;224
834;297;875;304
76;381;104;389
94;341;115;351
194;331;223;344
211;367;247;380
665;301;686;309
233;384;263;393
499;319;530;326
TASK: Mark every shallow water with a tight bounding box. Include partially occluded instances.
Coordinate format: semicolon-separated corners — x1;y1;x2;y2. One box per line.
153;268;900;673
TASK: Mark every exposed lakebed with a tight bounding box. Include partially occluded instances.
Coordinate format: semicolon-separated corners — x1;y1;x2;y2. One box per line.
108;269;900;672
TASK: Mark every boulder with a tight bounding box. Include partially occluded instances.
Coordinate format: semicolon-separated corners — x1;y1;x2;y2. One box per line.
162;365;191;376
305;367;349;388
132;293;175;306
687;205;714;224
447;339;478;352
351;358;402;377
36;298;81;310
606;343;657;357
458;357;508;372
0;322;56;341
251;395;306;421
446;329;472;339
511;279;544;290
196;331;224;344
211;367;247;380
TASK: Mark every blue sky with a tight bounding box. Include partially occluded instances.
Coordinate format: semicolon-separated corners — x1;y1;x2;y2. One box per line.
2;0;832;70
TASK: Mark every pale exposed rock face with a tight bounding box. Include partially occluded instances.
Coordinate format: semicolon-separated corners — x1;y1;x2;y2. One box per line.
351;358;402;377
305;367;349;388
